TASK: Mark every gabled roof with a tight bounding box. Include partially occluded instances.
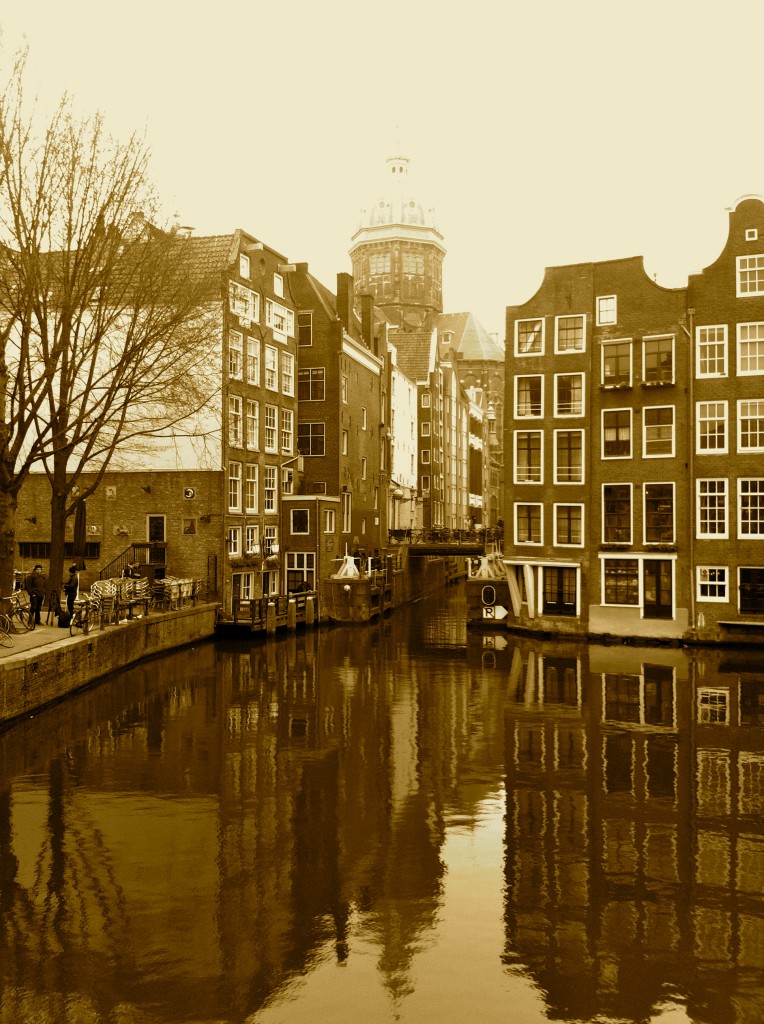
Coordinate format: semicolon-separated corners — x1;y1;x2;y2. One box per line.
435;311;504;361
390;328;436;384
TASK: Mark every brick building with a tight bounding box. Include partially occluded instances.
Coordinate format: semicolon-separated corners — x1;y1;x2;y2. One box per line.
502;195;764;644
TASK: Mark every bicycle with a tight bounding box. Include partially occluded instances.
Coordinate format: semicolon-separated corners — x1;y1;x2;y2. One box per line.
2;593;34;633
69;597;92;636
0;613;13;648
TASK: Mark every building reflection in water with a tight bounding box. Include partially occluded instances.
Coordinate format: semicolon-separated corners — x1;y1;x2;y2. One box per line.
0;588;760;1024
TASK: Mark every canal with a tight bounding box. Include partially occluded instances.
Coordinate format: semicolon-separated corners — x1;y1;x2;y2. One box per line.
0;583;762;1024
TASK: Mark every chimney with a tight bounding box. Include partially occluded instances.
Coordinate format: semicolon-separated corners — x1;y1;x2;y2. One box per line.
361;293;374;352
337;272;354;332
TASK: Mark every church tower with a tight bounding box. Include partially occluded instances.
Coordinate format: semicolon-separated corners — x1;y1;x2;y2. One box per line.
349;155;445;331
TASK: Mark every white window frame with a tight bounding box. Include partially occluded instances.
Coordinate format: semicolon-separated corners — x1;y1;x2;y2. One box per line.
696;401;728;455
361;457;367;480
362;407;367;430
246;336;260;386
290;508;310;535
274;272;284;298
239;253;250;279
246;399;259;450
696;325;727;378
554;313;586;354
245;464;258;513
341;376;348;403
601;408;632;460
281;352;294;397
696;479;728;540
281;408;294;454
596;295;617;326
228;461;242;512
264;466;277;514
643;405;675;458
228;330;243;380
553;502;585;548
324;508;335;534
227;526;241;557
514;502;543;546
737;322;764;375
746;228;759;242
554;372;584;417
513;429;544;484
696;566;728;603
514;318;545;357
228;281;260;323
265;345;278;391
342;491;352;533
738;478;764;538
738;398;764;452
228;394;243;448
264;404;278;453
736;254;764;297
342;429;348;456
553;428;584;484
245;524;259;555
515;375;544;418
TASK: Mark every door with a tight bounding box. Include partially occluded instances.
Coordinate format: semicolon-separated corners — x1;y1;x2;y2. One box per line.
643;560;672;619
147;515;166;566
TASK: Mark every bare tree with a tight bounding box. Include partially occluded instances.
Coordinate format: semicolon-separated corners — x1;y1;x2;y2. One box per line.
0;52;222;598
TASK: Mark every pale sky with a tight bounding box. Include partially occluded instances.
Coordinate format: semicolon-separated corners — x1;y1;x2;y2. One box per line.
3;1;763;339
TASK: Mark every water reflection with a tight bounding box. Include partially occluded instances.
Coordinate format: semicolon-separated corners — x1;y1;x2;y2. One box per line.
0;588;760;1023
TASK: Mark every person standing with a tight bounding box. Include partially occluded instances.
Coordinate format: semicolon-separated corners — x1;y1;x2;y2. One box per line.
63;564;79;616
23;564;46;627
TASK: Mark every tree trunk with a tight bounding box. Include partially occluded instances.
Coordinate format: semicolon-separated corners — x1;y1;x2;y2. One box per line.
0;488;18;599
48;484;68;610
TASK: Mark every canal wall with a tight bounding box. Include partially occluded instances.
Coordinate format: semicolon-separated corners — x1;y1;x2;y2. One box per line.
0;604;218;728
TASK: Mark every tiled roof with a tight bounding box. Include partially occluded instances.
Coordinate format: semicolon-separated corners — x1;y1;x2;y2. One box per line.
390;328;436;384
436;311;504;361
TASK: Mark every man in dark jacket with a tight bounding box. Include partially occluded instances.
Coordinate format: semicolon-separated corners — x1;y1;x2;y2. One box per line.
23;564;46;627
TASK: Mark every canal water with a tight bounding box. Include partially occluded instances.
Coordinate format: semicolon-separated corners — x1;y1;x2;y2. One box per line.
0;583;762;1024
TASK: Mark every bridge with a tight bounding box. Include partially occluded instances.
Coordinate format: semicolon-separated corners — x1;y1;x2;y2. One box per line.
388;528;502;558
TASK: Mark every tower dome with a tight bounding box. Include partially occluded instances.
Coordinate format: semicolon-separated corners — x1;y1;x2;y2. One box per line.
350;155;445;330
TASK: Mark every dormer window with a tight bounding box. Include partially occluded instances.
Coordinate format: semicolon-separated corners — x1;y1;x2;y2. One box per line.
274;273;284;298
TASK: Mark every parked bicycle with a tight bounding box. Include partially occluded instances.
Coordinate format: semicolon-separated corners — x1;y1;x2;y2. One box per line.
0;612;13;648
69;597;92;636
2;593;34;633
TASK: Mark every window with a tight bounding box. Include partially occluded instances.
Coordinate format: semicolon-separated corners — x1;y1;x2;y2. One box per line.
554;373;583;416
311;482;327;494
281;408;294;453
644;483;674;543
246;337;260;385
228;395;243;447
342;491;351;533
554;430;583;483
265;345;278;390
697;401;728;453
603;558;639;605
555;314;585;353
515;375;543;417
543;567;577;616
515;318;544;356
514;430;543;483
286;552;316;593
603;484;631;543
341;376;348;403
738;399;764;451
263;525;278;556
421;421;431;436
324;508;335;533
265;298;294;337
361;407;367;430
273;272;284;298
643;406;674;457
737;322;764;374
290;508;309;534
298;311;313;346
297;422;325;456
402;253;424;274
597;295;617;325
369;253;391;275
421;475;430;493
697;479;728;538
421;392;431;408
245;464;258;513
264;466;277;513
515;503;542;544
282;465;294;495
739;479;764;537
228;331;243;379
421;449;431;464
554;504;583;546
246;399;259;450
298;367;325;401
602;340;631;387
602;409;631;458
643;335;674;383
245;525;259;556
264;405;278;452
239;253;250;279
228;281;259;322
227;527;241;557
342;429;348;455
228;462;242;511
697;688;728;724
696;325;727;377
746;228;759;242
281;352;294;396
697;566;728;602
739;567;764;614
737;254;764;296
361;457;367;480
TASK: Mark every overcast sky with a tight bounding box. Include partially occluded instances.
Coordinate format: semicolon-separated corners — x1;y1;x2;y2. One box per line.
3;1;763;339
